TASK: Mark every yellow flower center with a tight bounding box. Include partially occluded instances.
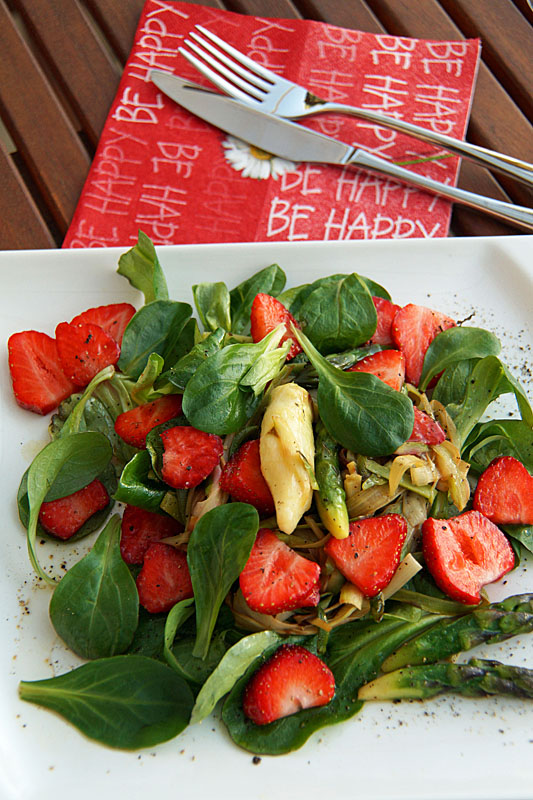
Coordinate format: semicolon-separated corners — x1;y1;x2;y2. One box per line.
249;145;273;161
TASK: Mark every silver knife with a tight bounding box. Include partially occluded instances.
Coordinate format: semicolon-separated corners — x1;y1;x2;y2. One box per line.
150;70;533;232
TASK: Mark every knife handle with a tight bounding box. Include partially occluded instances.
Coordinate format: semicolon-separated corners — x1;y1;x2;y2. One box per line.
346;150;533;231
320;102;533;189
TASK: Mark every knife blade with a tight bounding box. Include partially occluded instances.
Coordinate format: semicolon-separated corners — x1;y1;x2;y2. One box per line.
151;70;352;165
150;70;533;231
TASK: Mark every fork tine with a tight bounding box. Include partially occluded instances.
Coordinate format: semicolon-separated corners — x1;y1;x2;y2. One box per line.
190;31;272;93
184;38;266;100
195;24;278;84
178;47;263;107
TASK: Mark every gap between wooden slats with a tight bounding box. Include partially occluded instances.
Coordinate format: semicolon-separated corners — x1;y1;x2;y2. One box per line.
11;0;121;145
0;0;91;233
439;0;533;122
0;141;55;249
512;0;533;21
82;0;146;65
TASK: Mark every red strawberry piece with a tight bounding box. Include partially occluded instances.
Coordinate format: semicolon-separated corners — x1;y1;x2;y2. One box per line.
115;395;183;449
136;542;193;614
160;426;223;489
55;321;120;387
325;515;407;597
220;439;275;516
371;296;402;346
347;349;405;391
250;293;302;360
408;406;446;445
473;456;533;525
239;528;321;615
422;510;515;605
71;302;135;345
38;478;109;540
392;303;455;386
7;330;76;415
243;643;335;725
120;505;184;565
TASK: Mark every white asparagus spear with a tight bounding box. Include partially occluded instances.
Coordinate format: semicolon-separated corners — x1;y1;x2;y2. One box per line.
259;383;315;534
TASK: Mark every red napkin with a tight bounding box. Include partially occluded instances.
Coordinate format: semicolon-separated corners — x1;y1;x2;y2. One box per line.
63;1;480;248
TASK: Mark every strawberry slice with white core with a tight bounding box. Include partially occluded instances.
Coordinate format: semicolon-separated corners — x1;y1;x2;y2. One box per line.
250;293;302;360
408;407;446;445
422;510;515;605
243;644;335;725
115;394;183;449
473;456;533;525
392;303;455;386
160;426;223;489
7;330;76;415
70;302;135;345
56;321;120;386
38;478;109;540
371;296;401;346
136;542;193;614
347;349;405;391
239;529;321;615
325;515;407;597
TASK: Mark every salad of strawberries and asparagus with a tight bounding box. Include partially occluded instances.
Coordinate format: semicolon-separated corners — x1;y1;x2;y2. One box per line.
8;232;533;755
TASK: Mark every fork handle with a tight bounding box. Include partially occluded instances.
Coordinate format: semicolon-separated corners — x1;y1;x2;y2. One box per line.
346;149;533;231
317;102;533;189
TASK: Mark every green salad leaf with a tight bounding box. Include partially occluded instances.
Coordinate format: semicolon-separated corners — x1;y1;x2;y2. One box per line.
49;515;138;659
19;655;193;749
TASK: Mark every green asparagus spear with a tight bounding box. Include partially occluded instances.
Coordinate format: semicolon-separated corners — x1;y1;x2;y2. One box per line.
359;658;533;701
382;594;533;672
314;419;350;539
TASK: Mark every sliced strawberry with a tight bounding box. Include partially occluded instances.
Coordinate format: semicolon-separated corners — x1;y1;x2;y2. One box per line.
115;395;183;449
240;528;321;615
325;515;407;597
243;643;335;725
347;349;405;391
136;542;193;614
371;296;401;346
120;505;184;565
220;439;275;516
422;510;515;605
473;456;533;525
160;426;223;489
408;406;446;445
38;478;109;540
392;303;455;386
71;302;136;345
55;321;120;387
250;293;302;360
7;330;76;415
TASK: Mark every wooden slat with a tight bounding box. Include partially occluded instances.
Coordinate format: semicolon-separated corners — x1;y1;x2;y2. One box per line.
364;0;533;210
439;0;533;121
299;0;382;30
12;0;120;145
228;0;300;18
83;0;145;64
0;143;55;249
0;0;91;233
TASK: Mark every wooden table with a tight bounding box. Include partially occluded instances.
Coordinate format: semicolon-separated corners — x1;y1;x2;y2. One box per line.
1;0;532;249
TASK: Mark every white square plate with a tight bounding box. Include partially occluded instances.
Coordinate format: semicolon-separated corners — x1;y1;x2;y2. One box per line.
1;236;532;800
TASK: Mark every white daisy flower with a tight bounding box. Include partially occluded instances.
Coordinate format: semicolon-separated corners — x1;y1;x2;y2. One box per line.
222;136;297;180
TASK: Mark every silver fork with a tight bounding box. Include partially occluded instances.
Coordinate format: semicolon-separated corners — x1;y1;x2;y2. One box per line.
179;25;533;189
